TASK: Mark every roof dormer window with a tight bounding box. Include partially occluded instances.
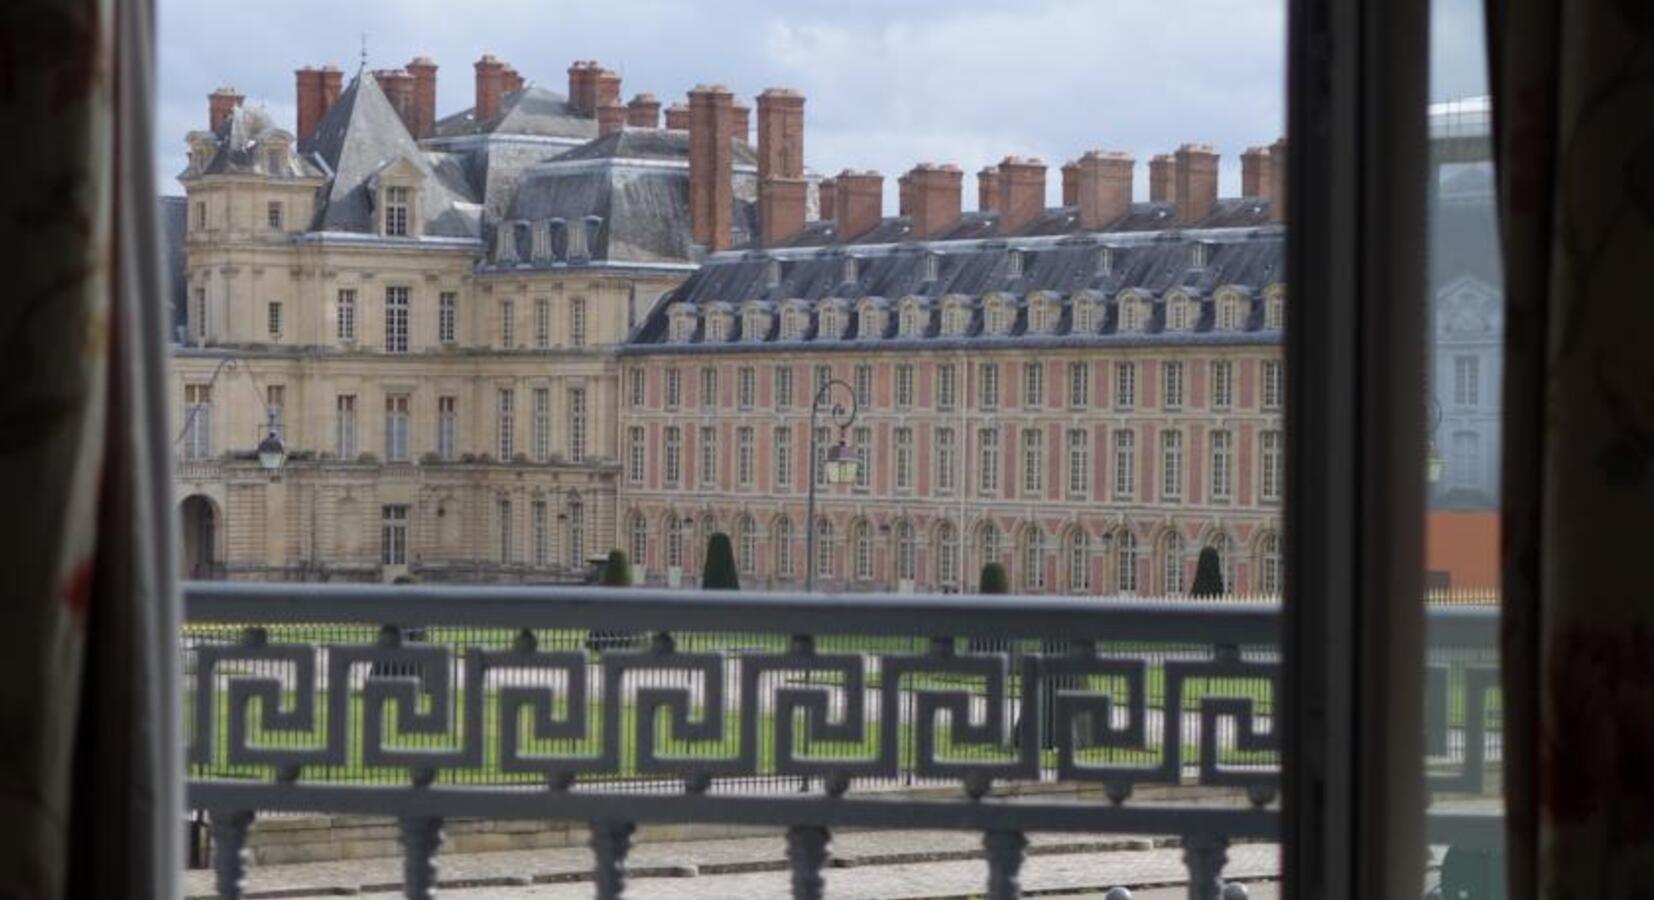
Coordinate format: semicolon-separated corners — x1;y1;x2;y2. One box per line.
942;300;970;337
985;297;1012;336
743;307;768;341
819;306;841;340
1097;246;1116;276
858;304;884;340
765;258;782;290
548;219;568;261
1266;290;1285;330
922;252;940;282
1072;296;1095;334
580;216;603;261
1007;250;1024;277
669;309;696;343
1167;294;1191;331
1190;241;1212;270
265;149;285;175
1028;294;1057;334
384;185;411;237
842;257;858;285
1216;292;1245;331
706;312;729;342
1117;293;1144;333
780;307;806;341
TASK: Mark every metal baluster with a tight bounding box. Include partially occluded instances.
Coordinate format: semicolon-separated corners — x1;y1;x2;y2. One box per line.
209;809;254;900
1182;833;1230;900
984;830;1028;900
786;825;831;900
591;820;636;900
399;816;444;900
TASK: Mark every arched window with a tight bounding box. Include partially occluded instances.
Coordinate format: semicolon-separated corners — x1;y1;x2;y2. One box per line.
858;304;884;339
1163;531;1187;595
566;496;584;565
894;521;917;582
1257;532;1282;596
979;522;1002;568
1115;529;1138;594
628;513;648;572
1071;296;1095;334
936;522;959;586
1021;526;1046;591
775;516;795;578
743;308;767;341
985;299;1011;336
853;520;873;580
670;309;696;343
1118;295;1142;332
1217;294;1243;331
737;515;757;575
665;513;685;569
815;518;835;579
705;312;728;342
1168;296;1190;331
1067;529;1090;593
1208;532;1235;593
1266;292;1285;330
900;303;922;337
819;306;840;340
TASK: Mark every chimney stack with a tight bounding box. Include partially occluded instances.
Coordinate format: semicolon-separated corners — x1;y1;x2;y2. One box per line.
898;172;913;216
664;102;690;130
907;163;963;239
1149;154;1175;203
689;84;736;251
730;100;751;145
834;170;885;242
566;61;593;116
208;86;244;132
627;93;661;128
977;166;1000;212
501;65;525;97
1173;143;1219;226
1241;146;1272;198
295;68;324;145
475;55;507;123
817;177;837;221
597;100;627;136
594;67;621;110
1061;160;1080;207
374;69;416;132
757;88;807;247
1269;138;1288;223
406;57;438;139
996;156;1047;235
1075;150;1135;230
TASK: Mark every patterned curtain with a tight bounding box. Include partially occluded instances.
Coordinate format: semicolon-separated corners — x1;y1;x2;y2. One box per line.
1488;0;1654;896
0;0;179;896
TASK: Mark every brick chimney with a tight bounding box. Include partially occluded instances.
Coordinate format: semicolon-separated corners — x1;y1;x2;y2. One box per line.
689;84;736;251
907;163;963;239
566;61;595;116
406;57;438;139
898;172;913;216
1269;138;1288;223
1173;143;1219;226
594;67;621;111
1149;154;1175;202
1241;146;1272;198
835;170;884;242
597;101;627;136
501;65;525;98
295;68;324;145
977;166;999;212
817;177;837;221
730;100;751;145
664;102;690;131
208;87;243;132
757;88;806;247
475;55;507;123
320;65;343;113
995;156;1047;235
374;69;416;132
1074;150;1134;230
1061;160;1080;207
627;93;661;128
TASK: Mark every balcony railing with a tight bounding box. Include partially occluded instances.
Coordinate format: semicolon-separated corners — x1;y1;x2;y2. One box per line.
184;583;1501;900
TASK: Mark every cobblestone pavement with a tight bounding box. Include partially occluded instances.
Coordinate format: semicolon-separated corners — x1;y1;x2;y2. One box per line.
184;830;1279;899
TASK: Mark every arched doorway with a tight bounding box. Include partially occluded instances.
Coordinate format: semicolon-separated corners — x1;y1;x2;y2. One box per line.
180;495;220;579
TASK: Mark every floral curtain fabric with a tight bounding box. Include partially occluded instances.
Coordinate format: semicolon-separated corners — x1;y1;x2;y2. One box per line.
1488;0;1654;896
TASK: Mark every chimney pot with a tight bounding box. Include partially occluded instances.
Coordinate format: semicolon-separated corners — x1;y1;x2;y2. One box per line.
1173;143;1220;226
995;156;1048;235
626;92;661;128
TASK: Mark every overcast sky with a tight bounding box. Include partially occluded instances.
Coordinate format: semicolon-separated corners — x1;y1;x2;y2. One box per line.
155;0;1490;204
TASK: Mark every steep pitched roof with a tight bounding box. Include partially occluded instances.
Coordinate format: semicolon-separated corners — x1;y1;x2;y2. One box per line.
432;85;598;140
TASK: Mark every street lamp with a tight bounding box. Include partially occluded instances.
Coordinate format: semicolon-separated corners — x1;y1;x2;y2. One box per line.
805;377;860;593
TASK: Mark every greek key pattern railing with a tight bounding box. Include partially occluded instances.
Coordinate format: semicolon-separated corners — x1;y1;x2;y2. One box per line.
184;584;1499;900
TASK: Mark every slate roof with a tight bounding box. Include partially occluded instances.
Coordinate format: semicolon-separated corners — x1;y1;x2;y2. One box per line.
432;85;598;140
188;105;324;179
160;196;188;343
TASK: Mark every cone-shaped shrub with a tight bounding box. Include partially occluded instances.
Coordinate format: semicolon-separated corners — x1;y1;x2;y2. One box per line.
702;532;740;590
1191;547;1226;597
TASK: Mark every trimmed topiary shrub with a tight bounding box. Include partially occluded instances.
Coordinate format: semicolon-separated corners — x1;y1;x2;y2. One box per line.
979;562;1009;594
601;549;632;587
702;532;740;590
1191;547;1226;597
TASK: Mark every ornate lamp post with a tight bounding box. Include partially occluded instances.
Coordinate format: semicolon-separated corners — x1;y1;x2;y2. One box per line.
805;378;860;593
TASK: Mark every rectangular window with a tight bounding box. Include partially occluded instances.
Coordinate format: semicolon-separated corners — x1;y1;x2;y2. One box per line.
1453;355;1480;407
979;428;1001;495
1115;361;1137;409
267;301;282;338
497;498;512;564
1211;428;1234;502
534;297;550;349
1022;428;1044;494
700;367;718;410
980;363;1000;409
1262;359;1284;410
337;289;356;341
1211;360;1235;410
852;426;871;489
665;368;681;408
1113;428;1136;499
814;426;831;488
265;385;285;438
1069;361;1091;408
569;298;587;347
854;364;873;408
815;364;832;395
1161;429;1183;501
567;388;587;463
1023;362;1044;408
775;426;793;490
566;501;584;565
384;393;410;462
532;501;548;567
936;427;956;493
936;364;957;409
664;426;682;486
1260;429;1284;503
532;388;550;463
894;427;914;491
193;287;208;341
335;394;357;460
496;388;515;459
438;292;456;343
385;185;410;237
499;299;515;348
737;366;755;409
437;396;456;461
385;286;409;353
628;368;645;408
194;201;206;230
774;366;794;410
699;426;718;487
381;505;408;566
184;384;212;459
895;364;915;408
267;201;283;230
737;426;754;487
1163;361;1184;410
627;426;646;483
1067;428;1090;498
